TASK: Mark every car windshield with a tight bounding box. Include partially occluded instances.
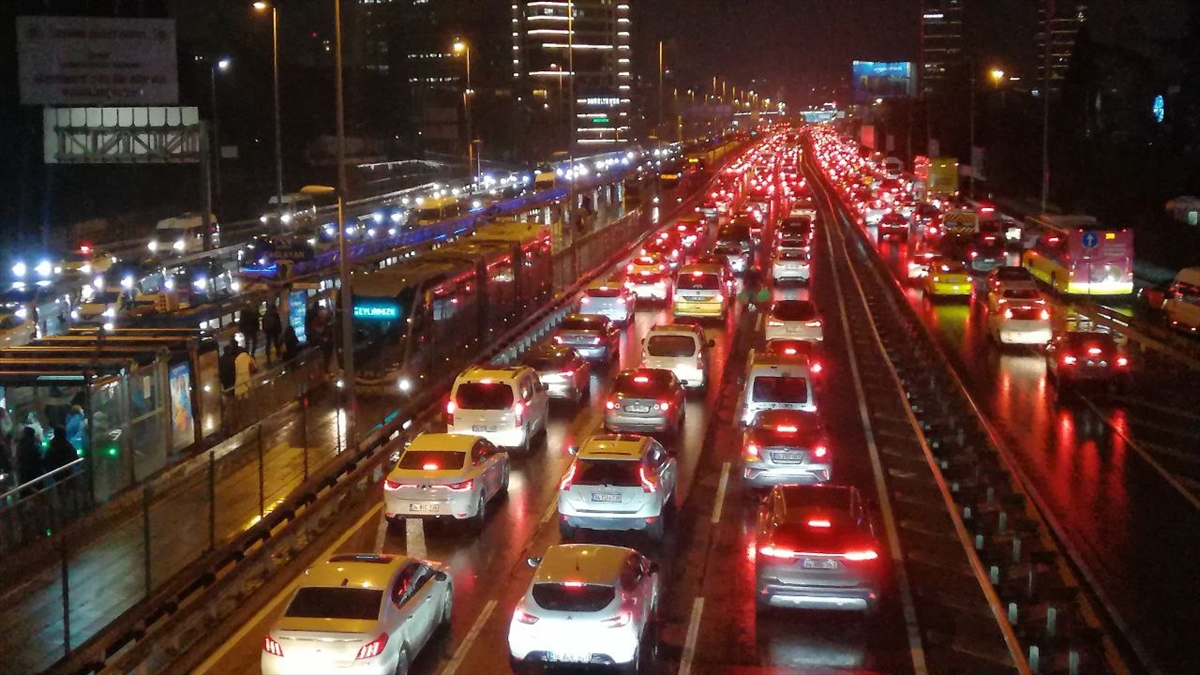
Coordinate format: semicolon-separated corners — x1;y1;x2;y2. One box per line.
455;382;516;410
751;375;809;404
285;587;383;621
676;273;721;291
531;582;616;612
398;450;466;471
646;335;697;357
771;302;817;321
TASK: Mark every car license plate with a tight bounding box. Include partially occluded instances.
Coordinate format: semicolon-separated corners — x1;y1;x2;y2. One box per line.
591;492;622;503
547;652;590;664
625;404;650;413
472;425;497;433
802;558;838;570
771;451;806;463
408;503;438;512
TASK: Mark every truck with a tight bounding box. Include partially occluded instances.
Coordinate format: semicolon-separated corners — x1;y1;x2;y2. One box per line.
927;157;960;198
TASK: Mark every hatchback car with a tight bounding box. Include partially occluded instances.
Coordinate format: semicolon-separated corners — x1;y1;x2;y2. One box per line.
1045;331;1131;390
641;323;713;388
447;366;550;453
383;433;509;529
523;344;591;404
552;314;621;363
580;281;635;327
876;211;908;241
508;544;660;674
771;249;811;283
558;434;677;540
672;265;730;320
984;265;1038;300
742;410;831;489
756;485;884;613
764;300;823;342
262;553;452;675
923;261;973;298
604;368;686;436
623;255;671;302
711;244;750;276
986;288;1052;345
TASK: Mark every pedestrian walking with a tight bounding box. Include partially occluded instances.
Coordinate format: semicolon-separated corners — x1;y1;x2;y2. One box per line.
234;345;258;398
44;426;77;479
281;325;301;364
24;412;44;445
65;405;87;452
239;307;261;356
218;342;238;394
262;302;283;364
16;427;42;495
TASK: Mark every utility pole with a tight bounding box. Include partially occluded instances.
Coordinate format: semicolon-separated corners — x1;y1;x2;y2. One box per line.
1041;0;1053;212
657;40;664;139
969;64;976;199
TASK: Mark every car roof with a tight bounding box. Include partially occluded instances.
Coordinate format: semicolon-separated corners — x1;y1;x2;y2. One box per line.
647;323;703;337
534;544;631;586
577;434;649;460
406;432;479;453
458;365;529;383
586;280;626;291
527;344;576;360
679;263;723;273
304;554;409;588
777;484;854;515
749;354;813;373
563;313;608;326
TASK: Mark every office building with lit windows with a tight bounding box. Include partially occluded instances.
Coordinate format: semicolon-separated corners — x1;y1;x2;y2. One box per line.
511;0;632;150
1036;2;1087;97
919;0;964;98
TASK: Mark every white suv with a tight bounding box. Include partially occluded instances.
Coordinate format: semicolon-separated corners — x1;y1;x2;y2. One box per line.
641;323;713;389
447;366;549;453
558;434;677;541
508;544;660;674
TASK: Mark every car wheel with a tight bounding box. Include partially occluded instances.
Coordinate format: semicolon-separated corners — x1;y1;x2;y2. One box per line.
559;519;576;541
518;427;531;455
472;495;487;532
438;587;453;632
394;646;411;675
499;465;510;496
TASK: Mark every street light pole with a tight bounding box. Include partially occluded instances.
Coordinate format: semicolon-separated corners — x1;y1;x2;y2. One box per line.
209;59;227;214
254;2;285;233
969;66;976;199
333;0;356;450
454;38;474;180
657;40;664;139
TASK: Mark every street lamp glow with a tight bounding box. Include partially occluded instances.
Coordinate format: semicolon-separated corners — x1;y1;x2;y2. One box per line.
989;68;1006;84
452;38;467;55
217;57;232;71
252;1;269;11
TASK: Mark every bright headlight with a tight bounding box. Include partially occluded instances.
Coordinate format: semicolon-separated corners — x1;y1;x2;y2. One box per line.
80;263;92;274
15;308;27;320
35;261;53;277
281;214;293;224
173;240;185;252
193;277;208;290
11;263;26;278
103;307;116;319
148;241;158;252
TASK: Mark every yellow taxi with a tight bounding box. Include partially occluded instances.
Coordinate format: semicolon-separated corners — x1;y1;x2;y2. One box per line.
923;261;973;298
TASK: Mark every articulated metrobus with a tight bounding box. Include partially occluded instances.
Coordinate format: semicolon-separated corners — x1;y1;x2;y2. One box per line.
1020;215;1134;296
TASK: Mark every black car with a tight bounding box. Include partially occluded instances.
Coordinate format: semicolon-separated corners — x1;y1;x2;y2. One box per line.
1045;331;1131;392
523;344;592;404
551;314;621;364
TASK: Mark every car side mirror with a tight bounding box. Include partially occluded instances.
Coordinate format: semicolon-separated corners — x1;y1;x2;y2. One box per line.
706;339;716;348
434;571;449;582
566;444;579;456
526;556;542;568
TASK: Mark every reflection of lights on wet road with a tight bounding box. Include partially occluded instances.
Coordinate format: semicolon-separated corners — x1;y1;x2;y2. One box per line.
243;499;286;531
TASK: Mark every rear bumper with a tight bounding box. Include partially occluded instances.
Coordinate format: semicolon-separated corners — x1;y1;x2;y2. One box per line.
997;323;1052;345
560;513;659;532
674;302;724;318
605;412;673;433
743;463;832;488
448;423;526;448
757;581;879;612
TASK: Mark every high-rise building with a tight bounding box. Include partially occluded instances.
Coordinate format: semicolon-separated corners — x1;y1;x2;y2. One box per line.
919;0;965;97
512;0;632;152
1036;1;1087;97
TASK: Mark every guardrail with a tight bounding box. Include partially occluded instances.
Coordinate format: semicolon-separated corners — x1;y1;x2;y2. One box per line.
41;158;724;675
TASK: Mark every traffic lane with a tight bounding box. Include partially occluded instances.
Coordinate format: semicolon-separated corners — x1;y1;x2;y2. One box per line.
874;234;1200;673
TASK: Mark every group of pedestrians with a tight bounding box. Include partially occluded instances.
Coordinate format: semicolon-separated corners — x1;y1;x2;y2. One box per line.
0;406;85;496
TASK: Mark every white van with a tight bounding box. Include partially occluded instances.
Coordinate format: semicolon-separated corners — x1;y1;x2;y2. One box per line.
447;365;550;453
737;353;817;426
261;193;317;230
642;323;714;389
149;213;220;256
1163;267;1200;334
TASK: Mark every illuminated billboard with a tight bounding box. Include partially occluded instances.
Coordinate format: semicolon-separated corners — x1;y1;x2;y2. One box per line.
852;61;915;101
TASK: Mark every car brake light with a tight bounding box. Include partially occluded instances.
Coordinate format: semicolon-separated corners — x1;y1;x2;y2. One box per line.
559;463;578;490
813;445;828;458
602;610;633;628
591;337;602;345
767;320;784;327
745;443;759;459
581;296;591;304
655;400;670;411
783;347;796;355
514;401;525;425
776;425;798;433
445;400;456;425
422;462;438;471
445;479;474;492
810;361;823;374
355;632;389;660
843;549;879;562
805;320;822;327
626;263;634;273
1087;347;1102;356
553;335;564;344
515;608;540;625
263;635;284;657
1116;356;1129;367
1040;309;1051;321
639;466;657;493
633;375;650;383
616;297;626;305
1062;355;1077;365
384;479;402;491
605;398;619;410
758;545;795;559
807;518;832;528
1004;309;1013;320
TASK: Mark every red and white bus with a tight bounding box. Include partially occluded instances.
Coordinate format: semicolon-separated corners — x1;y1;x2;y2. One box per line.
1021;215;1134;296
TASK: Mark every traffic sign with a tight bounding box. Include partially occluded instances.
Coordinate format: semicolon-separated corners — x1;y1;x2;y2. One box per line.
1081;230;1099;249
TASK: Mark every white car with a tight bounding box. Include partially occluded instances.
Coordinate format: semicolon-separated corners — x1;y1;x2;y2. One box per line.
764;300;823;342
623;255;671;302
447;366;549;453
580;280;635;327
771;249;811;282
558;434;678;541
862;199;889;226
641;323;712;388
0;312;36;348
986;289;1052;345
739;353;818;426
508;544;660;674
383;433;509;529
262;553;452;675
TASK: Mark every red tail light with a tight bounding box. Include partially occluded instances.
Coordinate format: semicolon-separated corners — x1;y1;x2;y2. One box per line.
805;320;822;327
655;400;671;411
591;337;602;345
605;398;619;410
1040;309;1051;321
811;361;823;374
1004;309;1014;320
616;297;627;305
263;635;284;657
745;443;759;459
601;610;633;627
807;518;832;528
581;296;591;304
553;335;564;344
639;466;657;493
559;463;578;490
1116;356;1129;367
626;263;634;273
1087;347;1102;356
445;400;456;425
515;607;540;625
758;544;795;559
445;479;474;492
1062;355;1077;365
355;632;389;660
514;401;525;425
813;444;828;458
842;549;879;562
384;479;402;491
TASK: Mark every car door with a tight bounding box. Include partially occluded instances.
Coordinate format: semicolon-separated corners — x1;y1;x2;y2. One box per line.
472;439;500;497
389;563;430;653
648;442;676;501
620;554;652;631
395;563;439;652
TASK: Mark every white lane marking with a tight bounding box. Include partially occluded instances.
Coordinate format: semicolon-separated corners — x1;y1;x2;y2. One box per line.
540;493;559;524
816;171;930;675
1079;395;1200;511
678;597;705;675
404;517;427;558
194;503;384;674
710;462;731;524
441;598;498;675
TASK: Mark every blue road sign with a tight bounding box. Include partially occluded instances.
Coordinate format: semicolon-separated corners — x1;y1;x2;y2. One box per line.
1081;230;1099;249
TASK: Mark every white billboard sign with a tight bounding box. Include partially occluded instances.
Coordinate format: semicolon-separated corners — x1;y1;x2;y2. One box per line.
17;16;178;106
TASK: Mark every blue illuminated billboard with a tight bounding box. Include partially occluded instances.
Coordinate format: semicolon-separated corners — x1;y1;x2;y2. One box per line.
852;61;915;101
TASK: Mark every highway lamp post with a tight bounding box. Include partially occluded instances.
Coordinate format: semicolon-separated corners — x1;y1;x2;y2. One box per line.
453;38;476;180
209;56;231;218
657;40;664;140
253;1;285;233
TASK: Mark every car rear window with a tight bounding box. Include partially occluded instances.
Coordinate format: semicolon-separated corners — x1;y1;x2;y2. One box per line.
677;273;721;291
398;450;466;471
718;225;751;240
713;246;743;256
561;317;602;331
751;376;809;404
996;267;1030;281
587;287;623;298
575;459;641;486
615;370;674;390
646;335;697;357
777;250;809;261
1063;333;1117;350
1002;289;1041;301
455;382;516;410
770;302;817;321
285;587;383;621
525;355;569;371
531;582;616;612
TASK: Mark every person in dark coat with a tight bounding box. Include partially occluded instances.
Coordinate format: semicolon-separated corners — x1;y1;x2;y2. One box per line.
218;343;238;394
44;426;77;480
16;427;42;494
262;302;283;364
238;308;261;356
281;325;301;364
